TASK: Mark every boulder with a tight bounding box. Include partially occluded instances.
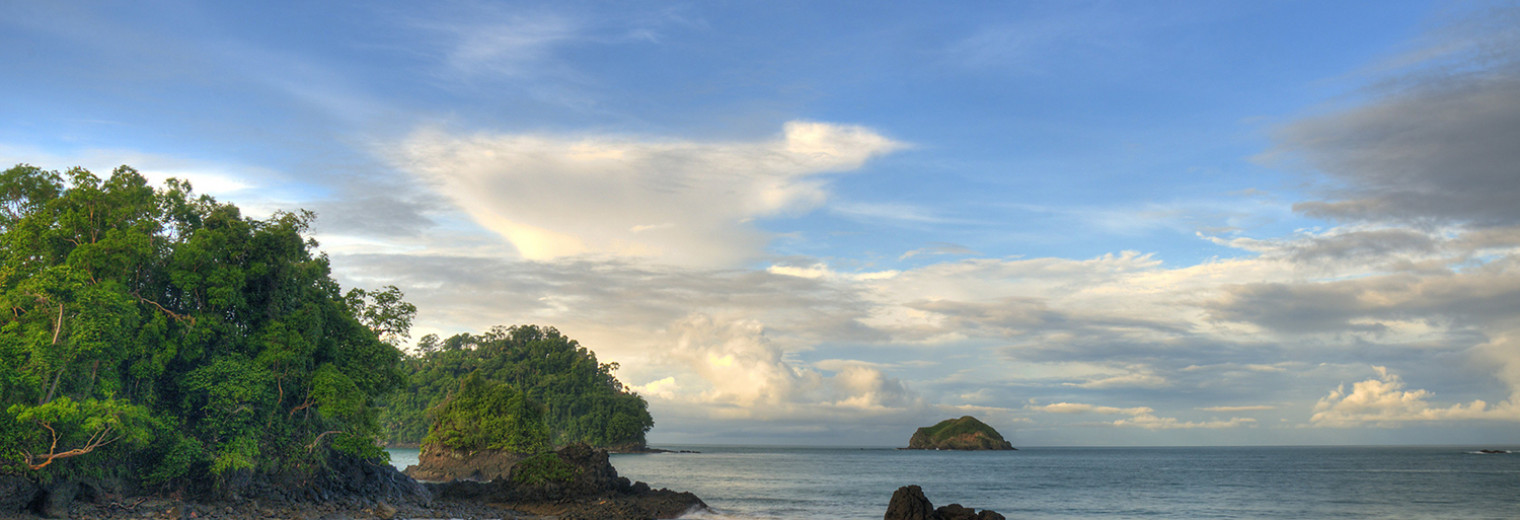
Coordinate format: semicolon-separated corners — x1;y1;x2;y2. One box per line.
885;485;935;520
884;485;1004;520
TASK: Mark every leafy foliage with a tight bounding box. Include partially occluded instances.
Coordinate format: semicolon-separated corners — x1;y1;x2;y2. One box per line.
380;325;653;449
908;416;1014;450
509;452;577;486
0;164;408;486
422;372;549;453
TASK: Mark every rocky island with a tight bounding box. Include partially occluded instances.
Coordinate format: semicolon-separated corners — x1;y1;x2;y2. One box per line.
906;416;1016;450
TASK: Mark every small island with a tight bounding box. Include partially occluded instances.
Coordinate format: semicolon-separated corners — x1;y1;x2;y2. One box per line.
906;416;1016;450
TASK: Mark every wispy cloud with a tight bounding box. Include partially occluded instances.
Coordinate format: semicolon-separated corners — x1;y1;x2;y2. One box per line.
422;11;581;81
1029;401;1255;430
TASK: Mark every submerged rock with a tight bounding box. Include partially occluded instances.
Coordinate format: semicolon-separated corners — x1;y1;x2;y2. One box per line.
906;416;1016;451
884;485;1005;520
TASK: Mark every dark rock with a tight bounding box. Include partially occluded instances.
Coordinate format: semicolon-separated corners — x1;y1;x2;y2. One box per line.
425;443;709;520
39;480;79;518
936;504;978;520
375;500;397;519
885;485;935;520
404;444;526;482
312;453;431;507
0;475;40;515
884;485;1004;520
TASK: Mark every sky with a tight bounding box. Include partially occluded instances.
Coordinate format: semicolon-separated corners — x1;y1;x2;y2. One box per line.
3;0;1519;447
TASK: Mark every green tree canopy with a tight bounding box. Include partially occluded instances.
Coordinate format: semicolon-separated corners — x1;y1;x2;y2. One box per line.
422;371;549;454
0;164;408;488
380;325;653;449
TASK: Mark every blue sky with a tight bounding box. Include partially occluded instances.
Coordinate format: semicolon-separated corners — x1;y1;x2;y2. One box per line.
5;1;1520;446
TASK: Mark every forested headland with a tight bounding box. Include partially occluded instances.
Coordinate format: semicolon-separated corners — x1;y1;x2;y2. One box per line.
0;163;653;499
380;325;654;451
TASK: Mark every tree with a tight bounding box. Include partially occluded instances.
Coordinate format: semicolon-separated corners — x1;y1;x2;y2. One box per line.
0;164;407;488
422;371;549;454
345;285;417;347
379;325;653;449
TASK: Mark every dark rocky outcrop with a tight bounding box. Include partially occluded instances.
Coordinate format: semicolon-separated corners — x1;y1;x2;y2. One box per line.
906;416;1016;451
0;475;41;516
427;443;707;520
885;485;1005;520
404;444;526;482
0;452;431;518
3;445;701;520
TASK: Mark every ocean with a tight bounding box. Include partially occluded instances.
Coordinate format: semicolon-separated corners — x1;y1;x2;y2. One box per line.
387;445;1520;519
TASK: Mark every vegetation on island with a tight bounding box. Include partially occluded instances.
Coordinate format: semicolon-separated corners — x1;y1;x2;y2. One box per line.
380;325;653;450
0;164;415;488
421;371;550;454
907;416;1016;450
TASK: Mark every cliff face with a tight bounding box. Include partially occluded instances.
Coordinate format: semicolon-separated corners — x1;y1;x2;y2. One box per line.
906;416;1016;451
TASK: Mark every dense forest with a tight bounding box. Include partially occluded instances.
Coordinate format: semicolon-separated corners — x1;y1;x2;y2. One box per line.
0;164;418;489
380;325;654;450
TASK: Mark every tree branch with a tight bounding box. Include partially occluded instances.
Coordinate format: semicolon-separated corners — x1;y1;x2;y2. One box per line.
289;397;315;417
132;292;196;326
24;420;121;471
305;430;343;453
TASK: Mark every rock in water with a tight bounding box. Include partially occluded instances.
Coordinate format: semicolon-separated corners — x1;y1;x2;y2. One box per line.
885;485;936;520
884;485;1005;520
906;416;1015;450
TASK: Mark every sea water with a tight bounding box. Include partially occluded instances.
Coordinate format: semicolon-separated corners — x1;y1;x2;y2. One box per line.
389;446;1520;519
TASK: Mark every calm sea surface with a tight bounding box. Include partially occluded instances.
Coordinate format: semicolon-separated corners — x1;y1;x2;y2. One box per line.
387;445;1520;519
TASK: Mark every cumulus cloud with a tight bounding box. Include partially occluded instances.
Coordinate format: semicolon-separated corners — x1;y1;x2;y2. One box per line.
645;313;919;418
1310;366;1515;427
393;121;901;267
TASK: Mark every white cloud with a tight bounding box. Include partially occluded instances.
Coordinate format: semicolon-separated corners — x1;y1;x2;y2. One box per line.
767;262;899;282
1030;401;1254;430
1309;366;1515;427
649;313;918;419
1030;402;1154;416
1064;369;1169;389
0;144;265;197
393;121;902;267
631;376;680;401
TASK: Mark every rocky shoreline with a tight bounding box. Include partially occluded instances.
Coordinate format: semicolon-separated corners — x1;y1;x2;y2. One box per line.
1;445;703;520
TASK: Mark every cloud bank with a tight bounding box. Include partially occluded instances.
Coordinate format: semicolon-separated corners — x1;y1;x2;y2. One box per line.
393;121;901;267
